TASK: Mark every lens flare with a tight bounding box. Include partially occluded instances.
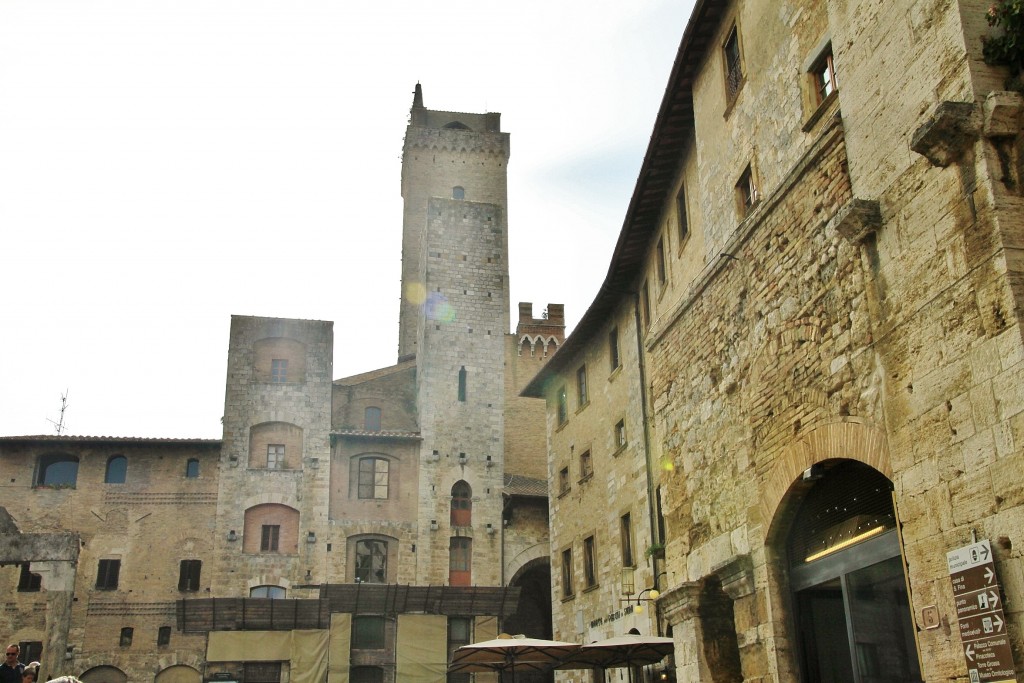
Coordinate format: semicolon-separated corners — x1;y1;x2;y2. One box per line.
425;292;456;323
405;282;426;305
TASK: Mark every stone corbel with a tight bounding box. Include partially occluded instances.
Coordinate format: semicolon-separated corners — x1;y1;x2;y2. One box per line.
910;101;979;167
983;91;1023;139
711;554;755;600
657;581;702;625
828;197;881;244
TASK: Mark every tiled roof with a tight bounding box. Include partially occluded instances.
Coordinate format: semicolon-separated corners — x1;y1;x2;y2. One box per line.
331;430;422;440
503;474;549;498
0;435;220;445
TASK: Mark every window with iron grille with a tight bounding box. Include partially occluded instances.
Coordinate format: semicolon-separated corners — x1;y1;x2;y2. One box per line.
724;25;744;101
244;662;281;683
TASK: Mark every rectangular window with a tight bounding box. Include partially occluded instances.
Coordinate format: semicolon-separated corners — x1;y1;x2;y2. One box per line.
244;663;282;683
17;643;41;666
576;365;589;407
352;616;385;649
736;165;758;217
447;618;472;683
724;25;744;101
656;237;667;285
579;450;592;480
355;539;388;583
458;366;467;402
642;281;652;329
266;444;285;469
358;457;389;499
271;359;288;383
812;45;838;103
677;185;689;244
615;419;627;450
449;537;472;586
261;525;280;552
609;328;620;371
621;513;634;567
96;559;120;590
559;467;570;495
119;627;133;647
157;626;171;647
556;386;568;425
583;535;597;588
178;559;201;592
561;547;574;598
17;564;41;592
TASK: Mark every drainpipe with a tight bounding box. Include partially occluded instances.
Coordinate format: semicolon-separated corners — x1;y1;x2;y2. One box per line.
632;293;660;586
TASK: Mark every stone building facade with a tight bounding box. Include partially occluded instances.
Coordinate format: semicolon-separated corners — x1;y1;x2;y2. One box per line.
527;0;1024;680
0;87;563;683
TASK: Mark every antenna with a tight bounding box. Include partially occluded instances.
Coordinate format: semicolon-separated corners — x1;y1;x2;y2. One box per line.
47;390;69;435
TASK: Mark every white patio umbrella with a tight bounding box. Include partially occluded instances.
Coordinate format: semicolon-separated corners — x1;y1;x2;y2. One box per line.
561;633;674;682
448;634;581;680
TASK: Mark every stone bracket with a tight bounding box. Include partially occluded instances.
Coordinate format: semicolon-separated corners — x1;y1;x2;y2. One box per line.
828;198;882;244
983;91;1024;139
711;553;755;600
911;101;979;167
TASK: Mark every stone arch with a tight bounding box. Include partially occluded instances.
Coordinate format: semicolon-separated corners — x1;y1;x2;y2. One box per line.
248;421;303;469
154;664;202;683
762;418;890;538
504;556;553;639
443;121;470;130
252;337;307;384
80;665;127;683
242;503;300;554
247;575;292;590
505;544;550;587
242;490;300;510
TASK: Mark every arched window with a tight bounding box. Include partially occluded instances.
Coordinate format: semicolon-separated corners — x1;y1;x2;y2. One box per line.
36;454;78;487
452;186;465;200
450;481;472;527
104;455;127;484
357;457;389;499
249;585;286;599
786;460;920;681
243;504;299;555
364;406;382;432
185;458;200;478
458;366;467;402
449;537;472;587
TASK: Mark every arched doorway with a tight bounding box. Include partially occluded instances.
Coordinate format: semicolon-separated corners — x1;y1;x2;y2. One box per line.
503;559;553;683
80;666;127;683
154;664;201;683
781;459;921;682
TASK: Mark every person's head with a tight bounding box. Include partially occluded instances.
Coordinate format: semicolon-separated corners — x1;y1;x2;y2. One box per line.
4;646;19;664
21;666;36;683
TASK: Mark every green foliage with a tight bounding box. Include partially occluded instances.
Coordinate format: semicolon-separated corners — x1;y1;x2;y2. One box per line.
984;0;1024;89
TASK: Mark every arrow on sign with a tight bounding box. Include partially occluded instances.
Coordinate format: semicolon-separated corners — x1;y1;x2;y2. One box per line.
981;544;990;560
994;614;1004;631
989;591;1000;608
985;567;995;584
966;644;975;662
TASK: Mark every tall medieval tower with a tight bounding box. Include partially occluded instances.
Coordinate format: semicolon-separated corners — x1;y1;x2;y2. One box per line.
399;85;513;585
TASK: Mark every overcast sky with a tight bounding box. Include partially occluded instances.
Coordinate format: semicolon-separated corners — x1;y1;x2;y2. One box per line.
1;0;694;438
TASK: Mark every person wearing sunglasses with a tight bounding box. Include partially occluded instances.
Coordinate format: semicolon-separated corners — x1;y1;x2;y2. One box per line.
1;646;24;683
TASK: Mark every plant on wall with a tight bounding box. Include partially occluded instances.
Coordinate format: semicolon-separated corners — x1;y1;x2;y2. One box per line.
984;0;1024;90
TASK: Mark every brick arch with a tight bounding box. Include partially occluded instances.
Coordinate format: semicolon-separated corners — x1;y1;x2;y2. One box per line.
242;503;300;554
80;665;127;683
242;490;299;510
762;417;891;541
247;575;292;590
154;664;202;683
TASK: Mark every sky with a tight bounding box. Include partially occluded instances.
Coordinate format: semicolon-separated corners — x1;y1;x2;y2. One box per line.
0;0;695;439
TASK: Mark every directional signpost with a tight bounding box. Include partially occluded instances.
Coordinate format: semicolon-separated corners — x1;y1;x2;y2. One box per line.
947;539;1016;683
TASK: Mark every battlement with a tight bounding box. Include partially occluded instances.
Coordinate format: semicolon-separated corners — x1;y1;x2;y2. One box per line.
517;302;565;340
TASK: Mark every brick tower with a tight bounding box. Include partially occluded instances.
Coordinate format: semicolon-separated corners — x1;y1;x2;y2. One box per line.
400;85;512;585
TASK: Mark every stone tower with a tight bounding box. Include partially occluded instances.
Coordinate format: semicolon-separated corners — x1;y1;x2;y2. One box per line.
400;85;512;585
